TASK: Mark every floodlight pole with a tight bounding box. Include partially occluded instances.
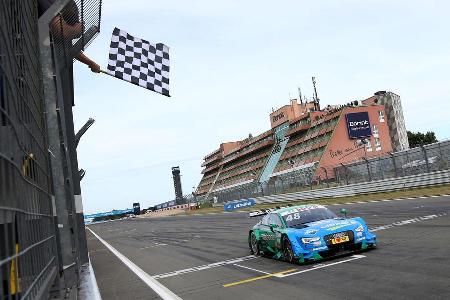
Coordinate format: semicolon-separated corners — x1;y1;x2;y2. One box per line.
75;118;95;147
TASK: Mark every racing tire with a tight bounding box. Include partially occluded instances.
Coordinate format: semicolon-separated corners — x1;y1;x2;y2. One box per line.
282;236;295;263
249;232;261;256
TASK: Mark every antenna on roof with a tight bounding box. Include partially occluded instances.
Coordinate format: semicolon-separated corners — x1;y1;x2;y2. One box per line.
298;87;303;105
312;76;320;111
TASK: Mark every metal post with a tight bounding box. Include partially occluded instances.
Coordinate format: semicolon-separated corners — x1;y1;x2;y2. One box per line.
389;152;398;177
38;0;78;291
341;163;349;185
363;157;372;181
422;145;430;173
321;167;329;188
379;157;384;180
56;63;89;265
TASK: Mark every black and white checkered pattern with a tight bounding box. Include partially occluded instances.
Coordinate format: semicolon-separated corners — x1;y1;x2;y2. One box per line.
107;27;170;96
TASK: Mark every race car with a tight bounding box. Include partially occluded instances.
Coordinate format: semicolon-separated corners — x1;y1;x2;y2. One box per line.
248;204;376;263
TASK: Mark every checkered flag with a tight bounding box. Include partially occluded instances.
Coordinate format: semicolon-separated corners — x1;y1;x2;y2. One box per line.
106;27;170;97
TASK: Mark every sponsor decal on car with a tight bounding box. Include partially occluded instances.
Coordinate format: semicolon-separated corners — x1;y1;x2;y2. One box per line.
321;220;357;230
261;233;276;241
306;229;319;235
280;205;326;216
312;246;328;251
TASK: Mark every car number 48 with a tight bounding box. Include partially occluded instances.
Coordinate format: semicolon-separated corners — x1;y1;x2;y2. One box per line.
285;213;301;222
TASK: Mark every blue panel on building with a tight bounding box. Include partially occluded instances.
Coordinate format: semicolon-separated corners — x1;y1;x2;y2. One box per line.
345;112;372;139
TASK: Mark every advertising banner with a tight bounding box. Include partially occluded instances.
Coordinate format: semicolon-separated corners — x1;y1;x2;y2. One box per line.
224;199;256;211
345;112;372;139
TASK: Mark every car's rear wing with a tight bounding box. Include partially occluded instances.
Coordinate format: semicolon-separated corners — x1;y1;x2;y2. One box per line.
248;205;293;218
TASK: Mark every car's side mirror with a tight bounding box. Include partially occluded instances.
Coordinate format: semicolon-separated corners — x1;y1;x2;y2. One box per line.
269;223;279;232
340;208;348;218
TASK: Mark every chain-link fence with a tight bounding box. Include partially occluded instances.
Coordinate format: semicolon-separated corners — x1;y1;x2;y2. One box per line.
1;1;58;298
335;140;450;185
206;139;450;204
1;0;102;298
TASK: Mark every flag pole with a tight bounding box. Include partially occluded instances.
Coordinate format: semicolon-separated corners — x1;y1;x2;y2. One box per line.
100;69;114;77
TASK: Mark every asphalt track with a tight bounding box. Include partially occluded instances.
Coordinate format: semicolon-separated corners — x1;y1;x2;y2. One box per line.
86;195;450;300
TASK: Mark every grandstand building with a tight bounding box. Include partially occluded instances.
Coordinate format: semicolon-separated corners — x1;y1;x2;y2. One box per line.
195;91;408;197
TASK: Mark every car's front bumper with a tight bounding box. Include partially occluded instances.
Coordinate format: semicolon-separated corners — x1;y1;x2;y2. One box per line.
291;231;377;263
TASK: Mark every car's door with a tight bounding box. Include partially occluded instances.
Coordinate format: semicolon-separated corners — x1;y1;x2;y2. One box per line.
259;213;282;253
270;213;284;251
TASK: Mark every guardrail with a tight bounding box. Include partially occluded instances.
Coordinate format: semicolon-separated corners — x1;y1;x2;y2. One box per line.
224;169;450;206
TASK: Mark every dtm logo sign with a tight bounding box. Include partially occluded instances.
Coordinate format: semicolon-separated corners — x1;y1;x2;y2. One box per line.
272;112;285;123
224;199;256;211
349;120;369;127
345;112;372;139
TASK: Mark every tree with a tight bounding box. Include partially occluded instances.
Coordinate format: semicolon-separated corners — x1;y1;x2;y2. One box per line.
407;131;438;148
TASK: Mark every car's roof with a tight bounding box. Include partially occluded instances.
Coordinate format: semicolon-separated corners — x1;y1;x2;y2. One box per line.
275;204;326;215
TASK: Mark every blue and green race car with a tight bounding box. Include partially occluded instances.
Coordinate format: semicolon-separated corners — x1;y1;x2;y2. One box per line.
248;204;376;263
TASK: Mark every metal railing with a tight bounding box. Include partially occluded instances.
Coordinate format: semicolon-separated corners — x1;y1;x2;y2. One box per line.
252;169;450;205
1;1;57;298
214;139;450;205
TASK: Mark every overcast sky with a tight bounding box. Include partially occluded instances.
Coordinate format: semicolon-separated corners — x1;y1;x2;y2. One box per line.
73;0;450;214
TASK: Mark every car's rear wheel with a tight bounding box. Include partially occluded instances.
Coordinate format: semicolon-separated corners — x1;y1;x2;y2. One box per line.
249;232;260;256
283;236;295;263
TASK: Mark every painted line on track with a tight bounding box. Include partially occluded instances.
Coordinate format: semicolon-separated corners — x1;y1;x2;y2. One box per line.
369;213;447;232
86;227;182;300
223;255;366;288
276;254;366;278
223;268;297;287
153;255;257;279
233;264;271;275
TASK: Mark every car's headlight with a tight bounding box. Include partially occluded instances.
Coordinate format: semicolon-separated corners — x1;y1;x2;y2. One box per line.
301;237;321;244
355;225;364;232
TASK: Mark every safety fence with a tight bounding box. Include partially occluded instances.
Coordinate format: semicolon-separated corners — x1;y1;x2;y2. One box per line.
0;1;57;298
209;139;450;205
251;169;450;205
1;0;102;299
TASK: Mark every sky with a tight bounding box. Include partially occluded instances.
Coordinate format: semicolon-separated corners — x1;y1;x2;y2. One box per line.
73;0;450;214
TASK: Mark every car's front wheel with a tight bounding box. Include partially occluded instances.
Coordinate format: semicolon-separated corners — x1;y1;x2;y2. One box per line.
249;232;260;256
282;236;295;263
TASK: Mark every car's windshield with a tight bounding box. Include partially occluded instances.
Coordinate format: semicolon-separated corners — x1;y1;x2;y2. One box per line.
280;206;337;228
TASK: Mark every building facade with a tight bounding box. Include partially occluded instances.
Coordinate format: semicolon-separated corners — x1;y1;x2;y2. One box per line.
196;91;408;197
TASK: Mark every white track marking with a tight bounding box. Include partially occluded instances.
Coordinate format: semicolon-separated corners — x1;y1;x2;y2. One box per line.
276;255;366;278
233;264;270;275
87;228;181;300
153;255;256;279
140;243;168;250
370;213;447;232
